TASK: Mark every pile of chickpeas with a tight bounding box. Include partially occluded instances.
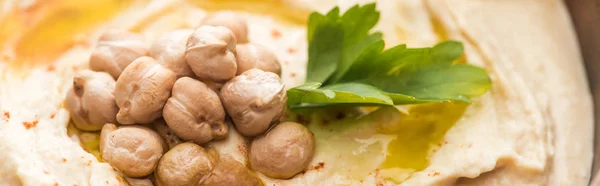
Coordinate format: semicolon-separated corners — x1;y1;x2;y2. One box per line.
65;12;315;186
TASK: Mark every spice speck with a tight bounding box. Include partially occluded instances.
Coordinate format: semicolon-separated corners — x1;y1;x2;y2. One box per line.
313;162;325;170
47;64;56;71
271;29;282;38
287;48;296;54
22;120;39;129
3;111;10;120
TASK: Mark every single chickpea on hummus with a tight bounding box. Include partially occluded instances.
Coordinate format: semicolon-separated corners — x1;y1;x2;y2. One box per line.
0;0;593;186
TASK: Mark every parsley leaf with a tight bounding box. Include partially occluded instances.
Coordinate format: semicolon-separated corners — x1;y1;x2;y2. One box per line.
364;63;491;104
287;82;393;108
288;4;491;109
306;3;383;83
340;41;491;104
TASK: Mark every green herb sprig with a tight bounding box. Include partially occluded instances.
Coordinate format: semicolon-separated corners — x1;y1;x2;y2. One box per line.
287;3;491;109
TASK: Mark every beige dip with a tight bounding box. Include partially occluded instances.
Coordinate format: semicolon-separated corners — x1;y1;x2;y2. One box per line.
0;0;592;185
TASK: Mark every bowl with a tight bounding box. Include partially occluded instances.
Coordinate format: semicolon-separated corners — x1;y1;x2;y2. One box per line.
565;0;600;185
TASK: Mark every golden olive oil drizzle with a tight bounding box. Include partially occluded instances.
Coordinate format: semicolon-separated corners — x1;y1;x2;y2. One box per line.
0;0;305;68
67;122;102;160
188;0;308;25
375;103;468;182
0;0;137;68
284;103;468;183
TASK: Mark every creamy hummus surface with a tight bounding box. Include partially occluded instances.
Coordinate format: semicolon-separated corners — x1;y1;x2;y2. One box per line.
0;0;592;186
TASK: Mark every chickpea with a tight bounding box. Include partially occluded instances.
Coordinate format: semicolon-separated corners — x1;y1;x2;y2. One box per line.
185;25;237;83
236;43;281;76
249;122;315;179
65;70;118;131
204;155;262;186
202;11;249;43
90;30;149;79
162;77;228;144
220;69;287;137
114;56;177;124
155;142;216;186
150;29;195;78
100;124;164;178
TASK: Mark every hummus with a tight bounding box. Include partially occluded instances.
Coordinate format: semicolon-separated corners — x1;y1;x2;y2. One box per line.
0;0;592;185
